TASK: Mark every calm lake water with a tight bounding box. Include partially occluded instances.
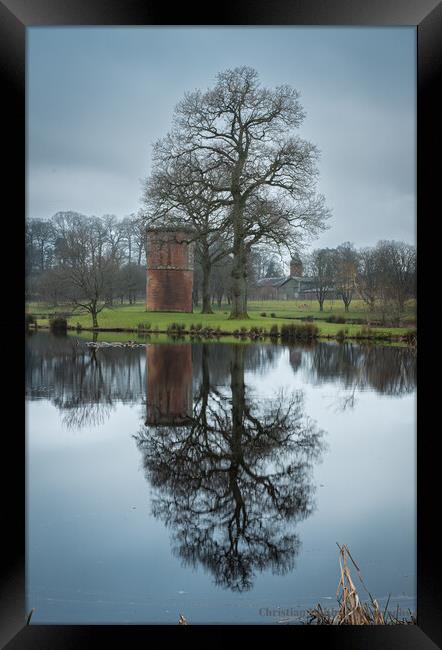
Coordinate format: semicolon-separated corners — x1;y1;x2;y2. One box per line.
26;332;416;624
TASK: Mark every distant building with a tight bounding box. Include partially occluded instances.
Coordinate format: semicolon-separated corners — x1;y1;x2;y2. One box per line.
254;256;316;301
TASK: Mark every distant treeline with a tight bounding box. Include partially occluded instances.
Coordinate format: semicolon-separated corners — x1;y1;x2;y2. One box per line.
26;212;415;325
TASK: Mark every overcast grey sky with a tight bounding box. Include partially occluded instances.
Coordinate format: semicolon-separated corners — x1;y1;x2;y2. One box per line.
27;26;416;249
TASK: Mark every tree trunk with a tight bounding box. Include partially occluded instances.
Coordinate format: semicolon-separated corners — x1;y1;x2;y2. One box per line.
193;284;199;307
230;345;245;450
90;302;99;328
229;345;245;523
229;209;249;319
201;344;210;415
201;259;214;314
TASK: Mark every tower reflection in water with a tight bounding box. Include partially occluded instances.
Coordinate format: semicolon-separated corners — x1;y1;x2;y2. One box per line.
136;343;325;592
146;343;193;426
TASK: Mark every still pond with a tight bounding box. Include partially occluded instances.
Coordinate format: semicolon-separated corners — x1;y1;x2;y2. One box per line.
26;332;416;624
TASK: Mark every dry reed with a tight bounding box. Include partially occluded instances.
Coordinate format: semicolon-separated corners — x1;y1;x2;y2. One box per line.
306;544;416;625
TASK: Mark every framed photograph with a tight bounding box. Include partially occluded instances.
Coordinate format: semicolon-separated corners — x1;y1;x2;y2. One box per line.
2;0;440;647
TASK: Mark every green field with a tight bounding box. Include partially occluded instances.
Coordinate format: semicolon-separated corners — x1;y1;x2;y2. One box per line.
27;299;416;341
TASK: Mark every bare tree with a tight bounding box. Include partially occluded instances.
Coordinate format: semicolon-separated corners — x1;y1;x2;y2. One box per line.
116;262;146;304
146;66;329;319
376;240;416;314
102;214;124;261
210;254;233;308
132;212;148;266
119;213;144;265
334;243;359;312
25;218;55;274
35;267;65;306
52;212;119;327
355;246;382;311
264;257;283;278
308;248;335;312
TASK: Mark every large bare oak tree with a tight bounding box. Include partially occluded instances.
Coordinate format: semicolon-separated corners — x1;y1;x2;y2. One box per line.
144;66;330;318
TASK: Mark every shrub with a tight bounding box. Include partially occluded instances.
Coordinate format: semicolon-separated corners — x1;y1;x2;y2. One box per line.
25;313;36;330
402;329;417;346
327;314;346;324
260;312;267;317
270;312;276;318
49;315;67;334
269;324;279;338
137;322;151;331
52;311;71;320
280;323;319;342
355;325;374;338
335;328;348;342
167;322;186;335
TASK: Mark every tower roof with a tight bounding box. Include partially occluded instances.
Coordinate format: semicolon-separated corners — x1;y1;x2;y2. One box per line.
146;225;195;234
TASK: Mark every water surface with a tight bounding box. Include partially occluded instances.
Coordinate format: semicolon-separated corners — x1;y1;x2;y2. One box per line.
26;333;416;624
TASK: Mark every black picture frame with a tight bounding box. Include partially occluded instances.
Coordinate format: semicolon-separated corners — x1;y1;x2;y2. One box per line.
3;1;440;647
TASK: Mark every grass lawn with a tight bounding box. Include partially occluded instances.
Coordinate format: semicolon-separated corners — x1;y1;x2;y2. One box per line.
27;298;416;340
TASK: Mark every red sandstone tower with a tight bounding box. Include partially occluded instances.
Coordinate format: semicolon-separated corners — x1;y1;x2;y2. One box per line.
146;344;193;426
146;228;194;312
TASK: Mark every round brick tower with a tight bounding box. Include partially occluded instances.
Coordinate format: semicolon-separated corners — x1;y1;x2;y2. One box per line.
146;228;194;312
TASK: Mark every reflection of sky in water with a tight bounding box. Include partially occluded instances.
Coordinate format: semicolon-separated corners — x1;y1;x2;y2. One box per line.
26;336;416;624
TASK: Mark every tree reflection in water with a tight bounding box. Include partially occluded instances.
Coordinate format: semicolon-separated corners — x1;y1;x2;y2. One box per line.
289;341;416;410
25;334;416;588
136;344;325;592
26;334;416;428
25;332;146;428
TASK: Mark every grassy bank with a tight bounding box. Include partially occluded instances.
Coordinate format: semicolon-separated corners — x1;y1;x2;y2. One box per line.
26;299;416;344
